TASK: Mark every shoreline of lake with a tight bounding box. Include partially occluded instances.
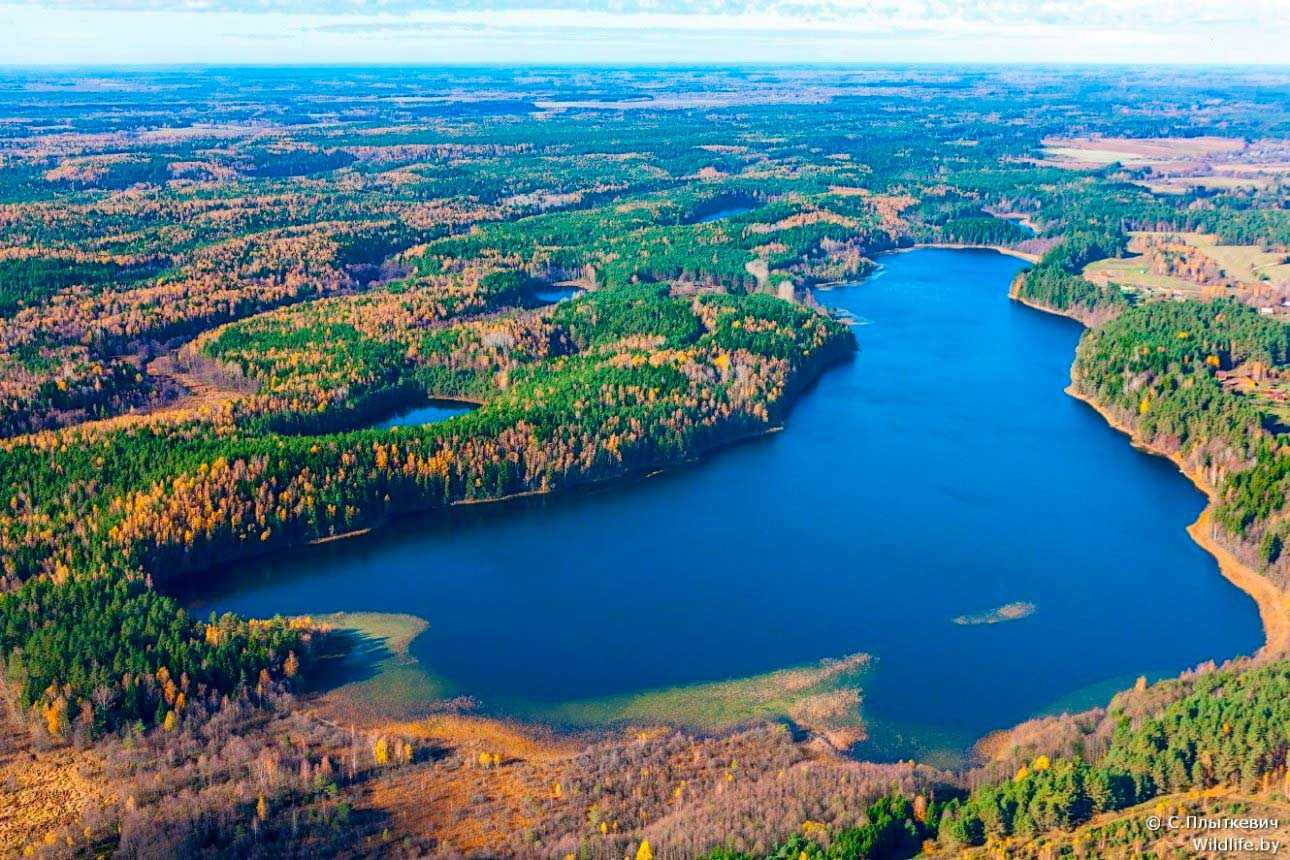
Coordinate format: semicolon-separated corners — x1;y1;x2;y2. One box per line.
1007;265;1287;659
1060;382;1290;658
165;329;842;585
903;242;1042;264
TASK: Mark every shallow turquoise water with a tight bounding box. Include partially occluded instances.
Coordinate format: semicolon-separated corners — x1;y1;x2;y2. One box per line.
186;249;1262;759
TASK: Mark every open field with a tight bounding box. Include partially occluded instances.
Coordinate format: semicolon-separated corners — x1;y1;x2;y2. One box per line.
1082;254;1207;298
1042;135;1248;167
1041;135;1290;195
1142;173;1283;194
1196;236;1290;287
1083;231;1289;311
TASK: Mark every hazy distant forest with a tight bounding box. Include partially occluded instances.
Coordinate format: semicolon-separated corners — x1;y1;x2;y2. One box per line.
0;65;1287;858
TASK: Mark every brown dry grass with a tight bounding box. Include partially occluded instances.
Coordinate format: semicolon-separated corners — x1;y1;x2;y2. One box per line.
348;715;887;857
316;685;895;856
4;350;248;444
359;736;567;855
392;714;580;763
0;725;116;856
311;674;582;853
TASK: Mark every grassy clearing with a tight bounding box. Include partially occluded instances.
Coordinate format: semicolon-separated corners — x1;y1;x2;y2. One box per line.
1082;255;1203;297
1192;236;1290;286
1043;145;1151;166
1042;136;1246;167
1143;174;1278;194
1083;231;1288;303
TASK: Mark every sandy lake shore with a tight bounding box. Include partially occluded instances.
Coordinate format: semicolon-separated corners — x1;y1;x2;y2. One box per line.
912;242;1042;264
1062;383;1290;658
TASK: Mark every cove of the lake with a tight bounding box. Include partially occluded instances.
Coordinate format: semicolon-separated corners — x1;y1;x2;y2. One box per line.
182;248;1262;761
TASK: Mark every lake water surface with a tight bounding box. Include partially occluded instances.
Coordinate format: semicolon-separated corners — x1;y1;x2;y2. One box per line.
531;286;583;304
696;205;755;223
371;399;475;430
188;249;1261;760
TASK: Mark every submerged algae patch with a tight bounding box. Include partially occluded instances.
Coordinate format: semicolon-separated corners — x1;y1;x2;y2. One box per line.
523;653;871;743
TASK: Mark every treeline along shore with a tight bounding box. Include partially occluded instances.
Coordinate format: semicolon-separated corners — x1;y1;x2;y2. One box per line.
1011;242;1290;648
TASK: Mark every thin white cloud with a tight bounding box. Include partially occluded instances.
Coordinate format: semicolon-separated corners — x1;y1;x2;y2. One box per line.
17;0;1290;28
0;0;1285;64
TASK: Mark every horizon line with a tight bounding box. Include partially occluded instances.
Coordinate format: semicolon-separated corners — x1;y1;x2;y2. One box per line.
3;60;1289;71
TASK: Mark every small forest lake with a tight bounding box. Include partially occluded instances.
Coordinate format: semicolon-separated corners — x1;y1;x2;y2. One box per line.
371;399;476;430
183;249;1262;762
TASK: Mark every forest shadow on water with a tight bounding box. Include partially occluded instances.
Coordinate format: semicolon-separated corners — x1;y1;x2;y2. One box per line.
178;249;1264;765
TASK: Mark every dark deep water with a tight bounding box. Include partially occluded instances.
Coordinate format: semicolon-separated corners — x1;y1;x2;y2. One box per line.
188;249;1262;760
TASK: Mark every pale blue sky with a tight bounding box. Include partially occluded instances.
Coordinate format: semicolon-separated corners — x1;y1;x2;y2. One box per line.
1;1;1286;66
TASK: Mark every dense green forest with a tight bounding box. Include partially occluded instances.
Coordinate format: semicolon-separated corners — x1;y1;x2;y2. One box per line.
941;660;1290;848
0;575;303;739
1011;230;1131;320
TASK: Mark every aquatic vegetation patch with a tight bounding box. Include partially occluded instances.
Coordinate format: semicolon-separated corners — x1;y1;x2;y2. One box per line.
952;601;1037;626
305;611;457;723
528;653;871;744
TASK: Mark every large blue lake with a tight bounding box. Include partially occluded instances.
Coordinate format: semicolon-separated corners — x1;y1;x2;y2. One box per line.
188;249;1261;760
